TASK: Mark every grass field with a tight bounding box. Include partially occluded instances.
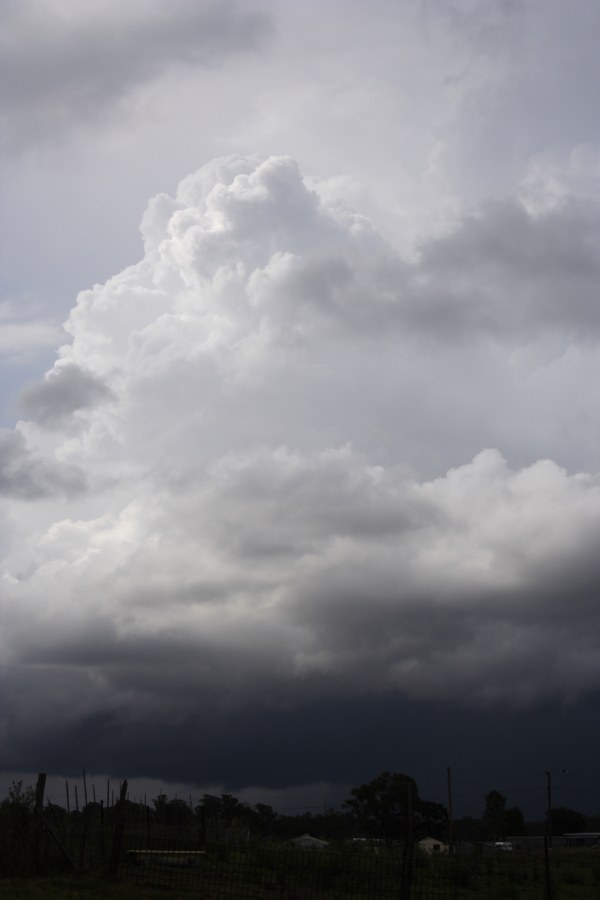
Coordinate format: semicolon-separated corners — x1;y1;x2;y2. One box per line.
0;876;189;900
3;846;600;899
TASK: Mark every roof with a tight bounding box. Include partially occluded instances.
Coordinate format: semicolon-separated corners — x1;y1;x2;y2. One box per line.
290;834;329;849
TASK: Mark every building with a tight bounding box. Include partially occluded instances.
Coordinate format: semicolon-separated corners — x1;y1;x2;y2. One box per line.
418;837;449;854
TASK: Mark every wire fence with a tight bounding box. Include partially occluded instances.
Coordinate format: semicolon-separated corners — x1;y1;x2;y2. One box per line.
3;775;600;898
124;842;403;898
119;837;600;899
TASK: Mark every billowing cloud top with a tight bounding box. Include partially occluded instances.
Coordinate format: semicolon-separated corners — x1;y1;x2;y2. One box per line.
2;155;600;770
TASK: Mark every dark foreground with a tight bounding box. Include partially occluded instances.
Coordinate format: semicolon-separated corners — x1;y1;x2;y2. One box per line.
3;847;600;900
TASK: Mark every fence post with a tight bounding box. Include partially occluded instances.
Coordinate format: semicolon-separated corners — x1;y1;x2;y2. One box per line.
44;801;78;872
108;779;128;880
34;773;46;816
200;805;207;848
543;835;553;900
400;784;414;899
100;799;106;864
32;773;47;873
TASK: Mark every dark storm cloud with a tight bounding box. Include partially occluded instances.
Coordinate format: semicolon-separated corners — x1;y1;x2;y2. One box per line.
2;681;599;819
0;0;273;148
19;362;114;426
8;469;600;729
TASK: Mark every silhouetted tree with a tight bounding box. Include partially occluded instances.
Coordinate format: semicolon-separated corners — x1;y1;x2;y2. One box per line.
254;803;278;836
416;800;449;840
453;816;485;842
549;807;586;835
505;806;525;835
345;771;419;841
483;790;506;840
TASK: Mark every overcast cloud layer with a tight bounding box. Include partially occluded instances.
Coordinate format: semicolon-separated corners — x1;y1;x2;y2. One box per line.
2;0;600;808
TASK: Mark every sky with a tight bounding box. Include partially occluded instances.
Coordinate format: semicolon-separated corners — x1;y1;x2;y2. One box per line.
2;0;600;822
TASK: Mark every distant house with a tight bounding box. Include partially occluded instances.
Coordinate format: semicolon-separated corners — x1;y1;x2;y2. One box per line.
418;836;448;854
290;834;329;850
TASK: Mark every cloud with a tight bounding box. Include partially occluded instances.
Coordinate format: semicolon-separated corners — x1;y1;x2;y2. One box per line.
19;362;114;427
2;154;600;790
0;0;273;149
416;198;600;341
0;320;62;361
0;428;86;499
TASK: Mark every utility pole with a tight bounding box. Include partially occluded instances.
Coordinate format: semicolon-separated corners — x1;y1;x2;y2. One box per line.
447;766;454;854
545;771;553;848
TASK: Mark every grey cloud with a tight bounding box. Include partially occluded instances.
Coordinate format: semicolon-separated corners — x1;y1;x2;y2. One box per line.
365;198;600;344
4;153;600;801
0;428;86;497
19;362;113;426
203;447;429;557
232;173;600;347
7;448;600;711
0;1;273;149
414;198;600;340
7;515;600;725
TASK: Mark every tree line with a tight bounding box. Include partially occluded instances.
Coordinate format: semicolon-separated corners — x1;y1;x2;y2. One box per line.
2;771;598;844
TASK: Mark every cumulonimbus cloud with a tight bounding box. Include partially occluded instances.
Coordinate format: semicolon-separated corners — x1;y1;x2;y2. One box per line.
2;155;600;763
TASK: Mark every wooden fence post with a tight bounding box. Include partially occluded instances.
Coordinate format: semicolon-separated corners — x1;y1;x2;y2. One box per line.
33;773;47;873
400;783;414;900
544;835;553;900
108;779;128;880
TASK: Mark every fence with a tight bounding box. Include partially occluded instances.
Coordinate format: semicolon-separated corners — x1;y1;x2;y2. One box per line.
2;775;600;898
121;840;600;899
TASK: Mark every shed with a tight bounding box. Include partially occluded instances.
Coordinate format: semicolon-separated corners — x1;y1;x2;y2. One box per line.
418;836;448;854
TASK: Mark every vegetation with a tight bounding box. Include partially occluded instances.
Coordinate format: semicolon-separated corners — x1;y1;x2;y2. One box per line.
2;849;600;900
0;876;180;898
2;772;600;898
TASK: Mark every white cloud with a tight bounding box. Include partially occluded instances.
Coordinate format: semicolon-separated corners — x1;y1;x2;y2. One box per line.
1;154;600;752
0;427;85;499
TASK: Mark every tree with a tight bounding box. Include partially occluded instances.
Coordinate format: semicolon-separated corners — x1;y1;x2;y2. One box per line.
549;807;586;835
345;771;419;841
483;790;507;840
152;793;193;826
0;780;36;874
453;816;485;842
164;798;194;827
152;792;168;819
1;780;35;831
417;800;449;840
505;806;525;836
3;780;34;810
219;793;247;826
254;803;278;836
200;794;222;821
